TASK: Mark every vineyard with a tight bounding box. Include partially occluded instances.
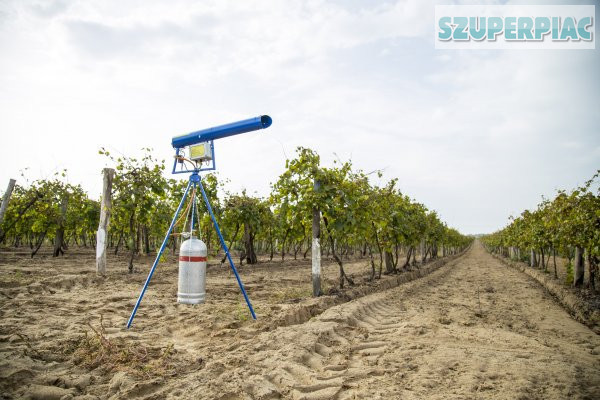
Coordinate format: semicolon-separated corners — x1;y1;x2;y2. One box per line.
482;171;600;290
1;147;600;399
3;0;600;397
0;146;471;285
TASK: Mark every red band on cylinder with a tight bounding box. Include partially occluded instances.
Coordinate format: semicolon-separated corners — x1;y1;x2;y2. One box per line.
179;256;207;262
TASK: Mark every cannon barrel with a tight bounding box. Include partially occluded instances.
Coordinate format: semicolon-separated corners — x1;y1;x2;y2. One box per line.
172;115;272;148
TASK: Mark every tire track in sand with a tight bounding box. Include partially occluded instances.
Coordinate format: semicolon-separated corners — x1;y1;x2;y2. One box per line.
158;241;599;400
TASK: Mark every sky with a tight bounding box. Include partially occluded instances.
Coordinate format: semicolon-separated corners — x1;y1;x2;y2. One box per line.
0;0;598;235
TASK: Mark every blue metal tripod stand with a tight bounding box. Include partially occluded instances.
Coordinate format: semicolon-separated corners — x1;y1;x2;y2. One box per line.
126;170;257;329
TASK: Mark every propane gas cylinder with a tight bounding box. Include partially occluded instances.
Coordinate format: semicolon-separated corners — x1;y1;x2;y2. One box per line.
177;237;207;304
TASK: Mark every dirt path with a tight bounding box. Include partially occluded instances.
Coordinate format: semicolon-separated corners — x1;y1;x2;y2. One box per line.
163;241;600;400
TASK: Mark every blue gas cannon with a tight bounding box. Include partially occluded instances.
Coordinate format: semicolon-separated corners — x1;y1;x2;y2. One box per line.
171;115;272;174
127;114;273;328
172;115;272;148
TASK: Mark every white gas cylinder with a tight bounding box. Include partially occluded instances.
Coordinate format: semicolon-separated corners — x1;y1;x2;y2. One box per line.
177;237;207;304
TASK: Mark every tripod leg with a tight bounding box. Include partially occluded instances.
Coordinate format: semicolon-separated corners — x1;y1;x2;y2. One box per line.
127;178;194;328
197;178;257;320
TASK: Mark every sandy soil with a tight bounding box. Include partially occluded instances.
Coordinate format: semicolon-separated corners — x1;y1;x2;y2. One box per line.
1;242;599;399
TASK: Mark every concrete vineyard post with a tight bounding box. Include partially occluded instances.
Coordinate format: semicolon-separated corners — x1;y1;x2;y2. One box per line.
312;179;321;297
96;168;115;275
530;249;537;268
0;178;16;238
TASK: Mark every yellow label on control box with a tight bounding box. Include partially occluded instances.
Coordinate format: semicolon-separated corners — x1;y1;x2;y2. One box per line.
189;142;212;161
190;143;206;159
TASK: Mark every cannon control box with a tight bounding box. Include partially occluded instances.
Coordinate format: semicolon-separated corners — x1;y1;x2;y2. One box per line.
188;142;213;162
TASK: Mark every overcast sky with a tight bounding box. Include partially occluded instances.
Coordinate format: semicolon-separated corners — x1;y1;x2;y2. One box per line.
0;0;598;235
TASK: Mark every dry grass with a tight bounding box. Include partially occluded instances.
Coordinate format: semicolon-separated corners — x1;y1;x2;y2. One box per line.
270;287;313;303
63;316;185;379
